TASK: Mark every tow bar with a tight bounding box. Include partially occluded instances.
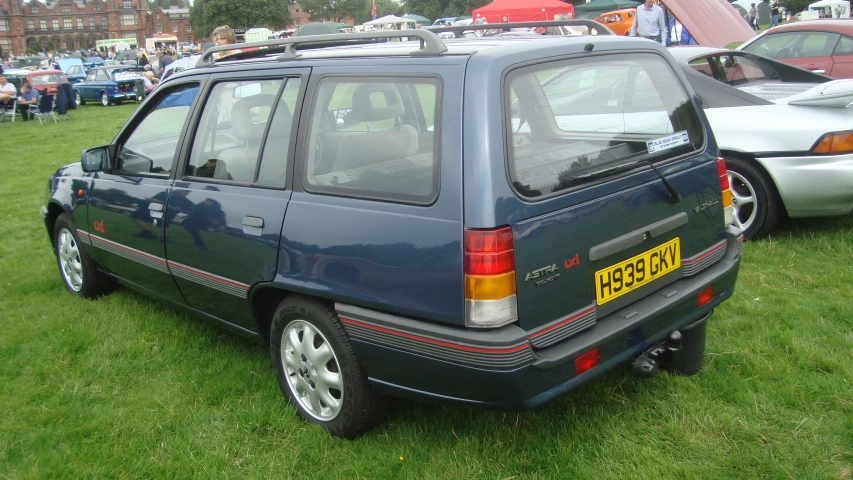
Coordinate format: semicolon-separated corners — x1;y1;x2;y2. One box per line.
632;330;683;378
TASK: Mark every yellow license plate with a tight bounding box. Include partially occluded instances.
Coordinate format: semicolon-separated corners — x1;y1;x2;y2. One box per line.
595;238;680;305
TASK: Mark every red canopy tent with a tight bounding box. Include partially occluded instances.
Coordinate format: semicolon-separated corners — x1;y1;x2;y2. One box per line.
472;0;575;24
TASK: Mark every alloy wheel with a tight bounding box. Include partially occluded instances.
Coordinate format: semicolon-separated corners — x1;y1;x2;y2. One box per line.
57;228;83;292
728;169;758;233
101;93;109;106
281;320;344;421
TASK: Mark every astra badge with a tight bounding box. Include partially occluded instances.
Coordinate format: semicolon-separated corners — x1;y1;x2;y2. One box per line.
693;198;719;213
525;264;559;282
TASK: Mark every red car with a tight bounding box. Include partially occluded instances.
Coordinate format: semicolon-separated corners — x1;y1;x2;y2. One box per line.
24;70;69;95
739;20;853;78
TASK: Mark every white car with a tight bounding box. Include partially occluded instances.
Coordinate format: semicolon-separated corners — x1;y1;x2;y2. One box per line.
668;46;853;238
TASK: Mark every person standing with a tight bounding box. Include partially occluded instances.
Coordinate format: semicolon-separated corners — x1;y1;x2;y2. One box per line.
771;2;781;25
629;0;668;46
748;3;757;30
211;25;239;60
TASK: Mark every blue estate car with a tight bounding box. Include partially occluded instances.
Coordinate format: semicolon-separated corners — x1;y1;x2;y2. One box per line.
42;23;743;438
73;65;143;106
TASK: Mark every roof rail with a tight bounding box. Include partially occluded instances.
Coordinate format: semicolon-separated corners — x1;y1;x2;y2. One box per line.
196;30;449;67
426;20;614;38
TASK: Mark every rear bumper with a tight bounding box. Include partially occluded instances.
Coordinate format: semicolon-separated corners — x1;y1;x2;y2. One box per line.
340;228;742;409
756;153;853;217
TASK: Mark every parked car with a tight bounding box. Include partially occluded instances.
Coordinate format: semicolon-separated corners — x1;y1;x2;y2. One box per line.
669;46;853;238
42;26;742;438
57;58;87;85
596;8;636;36
73;66;144;106
159;54;200;81
4;69;68;95
739;19;853;78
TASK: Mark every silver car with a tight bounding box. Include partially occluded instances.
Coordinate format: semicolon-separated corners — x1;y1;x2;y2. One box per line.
669;46;853;239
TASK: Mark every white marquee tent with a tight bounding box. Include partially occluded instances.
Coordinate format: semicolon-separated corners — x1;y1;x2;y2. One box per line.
808;0;850;17
364;15;418;28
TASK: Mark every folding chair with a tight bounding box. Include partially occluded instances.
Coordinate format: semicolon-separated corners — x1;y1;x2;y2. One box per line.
31;94;59;125
0;99;17;126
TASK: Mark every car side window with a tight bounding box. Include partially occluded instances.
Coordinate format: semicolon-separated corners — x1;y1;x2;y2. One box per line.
744;32;800;58
796;33;840;58
96;70;109;81
256;77;302;186
86;70;97;81
834;35;853;55
303;77;440;204
117;83;200;175
186;78;284;182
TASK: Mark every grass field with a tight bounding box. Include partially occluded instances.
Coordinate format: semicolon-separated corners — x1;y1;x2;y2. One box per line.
1;104;852;479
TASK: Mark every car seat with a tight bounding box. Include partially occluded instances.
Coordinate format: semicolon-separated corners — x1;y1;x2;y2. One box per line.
214;94;276;182
331;83;418;172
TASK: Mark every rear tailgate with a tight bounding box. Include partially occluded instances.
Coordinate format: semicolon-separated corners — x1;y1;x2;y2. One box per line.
504;51;729;347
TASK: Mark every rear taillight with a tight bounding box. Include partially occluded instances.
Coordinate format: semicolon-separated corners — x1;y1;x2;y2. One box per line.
717;157;735;226
464;226;518;328
697;286;714;307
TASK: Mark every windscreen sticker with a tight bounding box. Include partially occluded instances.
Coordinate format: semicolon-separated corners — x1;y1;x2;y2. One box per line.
647;131;690;154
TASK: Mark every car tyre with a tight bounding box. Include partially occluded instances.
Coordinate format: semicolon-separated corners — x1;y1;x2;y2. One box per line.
101;92;111;106
725;155;781;240
270;296;390;439
54;213;114;298
75;91;85;106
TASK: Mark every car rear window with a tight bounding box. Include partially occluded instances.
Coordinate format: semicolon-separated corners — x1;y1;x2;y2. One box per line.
505;53;705;199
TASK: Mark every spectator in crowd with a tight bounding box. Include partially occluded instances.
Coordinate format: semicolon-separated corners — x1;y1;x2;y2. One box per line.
142;71;158;94
0;74;16;106
155;50;173;75
748;3;758;30
629;0;668;46
771;1;781;25
212;25;239;60
669;17;695;45
136;49;150;68
16;83;38;121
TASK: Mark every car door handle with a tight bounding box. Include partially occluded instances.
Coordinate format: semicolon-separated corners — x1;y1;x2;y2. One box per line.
242;216;264;236
149;202;164;219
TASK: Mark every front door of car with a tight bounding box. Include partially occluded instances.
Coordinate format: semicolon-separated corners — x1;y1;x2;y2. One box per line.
79;69;98;100
781;31;839;76
164;71;308;331
85;80;204;303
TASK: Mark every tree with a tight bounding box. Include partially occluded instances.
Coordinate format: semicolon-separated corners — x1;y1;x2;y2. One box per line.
402;0;490;22
299;0;364;23
779;0;810;14
354;0;405;24
189;0;292;39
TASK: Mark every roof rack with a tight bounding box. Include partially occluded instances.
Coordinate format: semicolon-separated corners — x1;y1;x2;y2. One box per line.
196;30;449;68
426;20;614;38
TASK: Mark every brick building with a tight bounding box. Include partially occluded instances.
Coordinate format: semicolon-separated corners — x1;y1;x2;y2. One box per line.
0;0;186;57
290;2;355;28
149;6;194;45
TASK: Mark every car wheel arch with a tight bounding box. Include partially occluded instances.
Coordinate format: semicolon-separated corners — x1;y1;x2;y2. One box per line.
720;150;788;238
45;201;70;249
250;286;337;345
721;150;787;209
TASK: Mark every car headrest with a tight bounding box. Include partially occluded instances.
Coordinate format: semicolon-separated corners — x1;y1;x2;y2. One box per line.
231;94;276;141
351;83;405;123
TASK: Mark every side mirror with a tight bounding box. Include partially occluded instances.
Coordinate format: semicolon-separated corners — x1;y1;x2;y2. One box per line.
80;145;114;172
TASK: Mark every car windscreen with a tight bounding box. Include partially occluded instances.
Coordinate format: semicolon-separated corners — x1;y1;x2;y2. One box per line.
30;74;65;86
505;52;705;199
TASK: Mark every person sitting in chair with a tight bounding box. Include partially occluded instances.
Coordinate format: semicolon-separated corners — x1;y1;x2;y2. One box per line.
0;75;16;106
17;83;38;121
142;71;158;94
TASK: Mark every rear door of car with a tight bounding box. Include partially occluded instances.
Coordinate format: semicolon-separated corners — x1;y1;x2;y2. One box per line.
163;68;309;332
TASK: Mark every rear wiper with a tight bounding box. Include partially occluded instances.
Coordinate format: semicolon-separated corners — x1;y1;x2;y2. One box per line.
642;159;682;204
